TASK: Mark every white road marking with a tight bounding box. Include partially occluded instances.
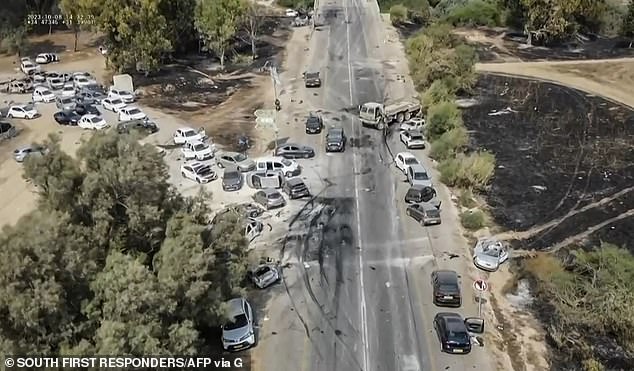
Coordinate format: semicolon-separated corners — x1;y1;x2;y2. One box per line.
399;354;421;371
345;0;370;370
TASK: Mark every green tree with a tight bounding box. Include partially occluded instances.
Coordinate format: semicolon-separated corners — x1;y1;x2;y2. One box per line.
195;0;244;69
623;0;634;37
87;0;172;74
208;212;249;298
240;0;265;59
159;0;198;55
421;78;457;111
59;0;92;52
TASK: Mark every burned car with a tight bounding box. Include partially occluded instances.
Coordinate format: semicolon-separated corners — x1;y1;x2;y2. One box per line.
304;71;321;88
249;264;280;289
473;238;510;272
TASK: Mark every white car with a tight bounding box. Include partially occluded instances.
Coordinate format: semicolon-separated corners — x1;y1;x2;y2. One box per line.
108;88;135;103
101;97;126;112
60;84;77;97
47;77;65;90
400;130;426;149
73;75;92;88
173;127;207;144
181;140;214;161
285;9;298;17
20;59;40;75
118;106;147;121
180;161;218;184
255;157;301;178
399;117;425;132
394;152;421;174
78;114;109;130
32;86;56;103
7;104;39;119
35;53;59;64
473;238;510;272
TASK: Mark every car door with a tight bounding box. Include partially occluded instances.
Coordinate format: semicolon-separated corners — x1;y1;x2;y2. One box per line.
412;205;425;221
431;272;439;296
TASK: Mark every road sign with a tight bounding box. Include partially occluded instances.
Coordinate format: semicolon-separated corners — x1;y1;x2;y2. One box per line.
254;109;275;119
473;279;488;292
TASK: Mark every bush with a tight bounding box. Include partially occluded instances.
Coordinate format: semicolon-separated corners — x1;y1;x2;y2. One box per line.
460;209;485;230
429;126;468;160
451;43;478;93
443;0;505;27
438;152;495;189
600;0;628;37
426;100;463;140
421;78;457;111
408;0;432;24
458;188;476;208
623;0;634;37
276;0;310;8
390;4;409;25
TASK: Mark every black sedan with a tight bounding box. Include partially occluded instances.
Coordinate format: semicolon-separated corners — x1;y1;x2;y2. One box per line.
54;110;81;125
74;103;101;116
274;143;315;159
76;90;106;105
433;313;471;354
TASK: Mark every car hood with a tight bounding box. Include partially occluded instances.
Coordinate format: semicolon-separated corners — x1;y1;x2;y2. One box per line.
223;325;251;341
474;253;499;267
238;159;256;169
224;176;242;185
327;137;343;144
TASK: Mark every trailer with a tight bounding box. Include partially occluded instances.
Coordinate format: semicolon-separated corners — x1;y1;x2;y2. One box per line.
358;100;421;130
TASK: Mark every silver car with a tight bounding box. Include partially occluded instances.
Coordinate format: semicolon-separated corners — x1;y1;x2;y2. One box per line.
250;264;280;289
221;297;256;352
216;151;256;172
14;145;46;163
473;238;510;272
407;163;433;188
222;166;244;192
55;96;76;111
406;203;441;225
253;188;286;210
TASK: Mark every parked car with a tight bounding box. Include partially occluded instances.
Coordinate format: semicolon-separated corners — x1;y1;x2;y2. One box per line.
253;188;286;210
247;170;284;189
255;157;301;178
292;16;309;27
406;203;441;225
173;127;207;144
305;113;323;133
404;185;441;209
431;270;461;307
31;73;47;87
285;9;299;17
245;218;263;242
60;84;77;97
118;106;147;121
0;122;18;140
473;238;510;272
101;97;126;112
14;145;46;163
74;103;100;116
274;143;315;159
35;53;59;64
395;152;420;174
108;87;135;103
32;86;56;103
249;264;280;289
46;77;65;90
73;75;93;89
282;177;310;199
222;166;244;191
3;80;31;93
303;71;321;87
7;104;39;119
221;298;256;352
55;96;77;111
180;161;217;183
325;127;346;152
20;59;40;75
399;117;425;132
78;114;109;130
400;129;426;149
53;110;81;125
216;151;256;172
116;119;158;134
181;140;214;160
407;164;433;188
76;89;106;104
433;313;472;354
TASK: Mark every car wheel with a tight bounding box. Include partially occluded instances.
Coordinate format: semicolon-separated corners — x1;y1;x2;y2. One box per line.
285;171;292;177
181;172;186;178
303;153;310;159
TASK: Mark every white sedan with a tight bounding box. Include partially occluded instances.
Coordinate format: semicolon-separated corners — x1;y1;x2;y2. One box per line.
32;87;56;103
78;114;109;130
60;84;77;97
173;127;207;144
399;117;425;132
108;88;135;103
394;152;421;174
7;105;39;119
400;130;426;149
73;75;92;88
118;106;147;121
181;140;214;161
180;161;218;184
101;97;126;112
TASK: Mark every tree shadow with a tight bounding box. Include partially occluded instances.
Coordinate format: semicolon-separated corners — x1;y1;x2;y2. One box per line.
26;39;67;56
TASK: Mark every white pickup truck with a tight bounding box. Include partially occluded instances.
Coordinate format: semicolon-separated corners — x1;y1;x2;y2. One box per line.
358;101;421;130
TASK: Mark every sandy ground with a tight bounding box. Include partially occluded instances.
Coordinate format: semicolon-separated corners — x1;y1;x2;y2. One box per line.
476;58;634;109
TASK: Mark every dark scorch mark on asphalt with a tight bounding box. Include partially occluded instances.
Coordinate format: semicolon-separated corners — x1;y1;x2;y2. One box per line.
465;74;634;251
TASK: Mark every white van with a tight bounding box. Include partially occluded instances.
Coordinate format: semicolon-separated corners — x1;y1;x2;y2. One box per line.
255;157;301;178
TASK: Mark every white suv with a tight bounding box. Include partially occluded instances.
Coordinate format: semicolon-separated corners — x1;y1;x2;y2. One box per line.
255;157;301;178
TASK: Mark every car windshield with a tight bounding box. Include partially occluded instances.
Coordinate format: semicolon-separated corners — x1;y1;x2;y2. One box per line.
411;135;424;140
307;116;320;125
184;130;197;137
90;117;101;123
40;89;52;95
267;192;281;199
111;99;122;104
51;78;61;83
440;284;458;292
225;171;240;179
194;143;208;151
414;172;429;180
120;90;132;95
448;330;469;343
234;153;247;162
128;108;141;114
256;266;271;276
197;166;213;175
224;314;248;330
281;159;292;166
405;157;418;165
483;246;501;257
306;73;319;79
63;86;74;91
62;98;72;103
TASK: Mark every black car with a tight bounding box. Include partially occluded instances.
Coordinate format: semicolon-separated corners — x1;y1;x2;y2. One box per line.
325;127;346;152
53;110;81;125
74;103;101;116
305;114;323;134
304;71;321;87
76;90;106;104
433;313;472;354
404;185;441;208
274;143;315;159
222;166;244;191
282;177;310;199
116;119;159;134
431;270;461;307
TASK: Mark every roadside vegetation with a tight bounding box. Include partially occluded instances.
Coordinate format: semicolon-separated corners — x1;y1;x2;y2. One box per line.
0;133;249;355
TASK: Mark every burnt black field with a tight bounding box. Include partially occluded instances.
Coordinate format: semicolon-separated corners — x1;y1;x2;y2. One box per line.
464;74;634;251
